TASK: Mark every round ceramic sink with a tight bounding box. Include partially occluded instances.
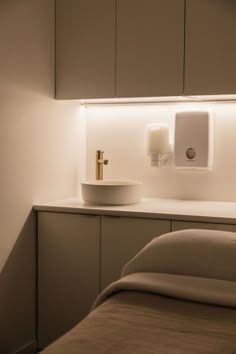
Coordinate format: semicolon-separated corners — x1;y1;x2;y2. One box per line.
81;180;142;205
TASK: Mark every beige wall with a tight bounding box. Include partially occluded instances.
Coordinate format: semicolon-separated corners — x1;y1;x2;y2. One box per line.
85;102;236;202
0;1;79;352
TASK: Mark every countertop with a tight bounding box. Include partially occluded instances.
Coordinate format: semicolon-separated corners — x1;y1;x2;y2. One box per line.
34;197;236;224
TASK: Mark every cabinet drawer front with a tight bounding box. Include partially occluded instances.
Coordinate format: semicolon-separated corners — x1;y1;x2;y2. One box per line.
56;0;115;99
116;0;184;97
101;216;170;290
38;212;100;348
185;0;236;94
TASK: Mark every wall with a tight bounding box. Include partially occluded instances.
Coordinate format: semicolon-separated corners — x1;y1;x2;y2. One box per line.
0;1;80;352
85;101;236;202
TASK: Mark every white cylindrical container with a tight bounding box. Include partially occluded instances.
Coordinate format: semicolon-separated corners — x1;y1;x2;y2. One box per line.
146;124;169;166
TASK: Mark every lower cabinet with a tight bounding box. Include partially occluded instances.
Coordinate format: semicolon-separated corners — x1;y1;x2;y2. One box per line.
37;211;236;349
172;221;236;232
37;212;170;348
101;216;170;290
37;212;100;349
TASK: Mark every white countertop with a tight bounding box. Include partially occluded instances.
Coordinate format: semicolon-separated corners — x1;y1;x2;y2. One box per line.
34;197;236;224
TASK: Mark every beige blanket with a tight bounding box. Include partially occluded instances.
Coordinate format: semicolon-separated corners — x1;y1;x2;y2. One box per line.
41;290;236;354
93;273;236;309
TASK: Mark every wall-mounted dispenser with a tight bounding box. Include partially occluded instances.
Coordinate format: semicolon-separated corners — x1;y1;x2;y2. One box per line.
146;123;170;167
174;111;214;170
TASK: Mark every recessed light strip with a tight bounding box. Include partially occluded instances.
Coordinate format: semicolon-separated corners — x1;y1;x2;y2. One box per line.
79;95;236;106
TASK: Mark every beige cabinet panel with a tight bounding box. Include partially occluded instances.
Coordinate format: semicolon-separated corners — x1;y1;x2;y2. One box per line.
38;212;100;348
185;0;236;95
172;221;236;232
56;0;115;99
116;0;184;97
101;216;170;290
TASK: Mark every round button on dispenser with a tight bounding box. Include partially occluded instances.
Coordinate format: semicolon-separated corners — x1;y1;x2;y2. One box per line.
186;147;196;160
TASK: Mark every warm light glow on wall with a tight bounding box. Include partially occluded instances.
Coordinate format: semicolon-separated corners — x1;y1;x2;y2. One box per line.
83;97;236;201
79;99;213;123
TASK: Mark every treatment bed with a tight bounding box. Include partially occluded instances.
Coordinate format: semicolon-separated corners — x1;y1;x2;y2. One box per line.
40;229;236;354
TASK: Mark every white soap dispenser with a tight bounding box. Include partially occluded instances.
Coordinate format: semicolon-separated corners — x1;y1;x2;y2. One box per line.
174;111;214;170
146;123;170;167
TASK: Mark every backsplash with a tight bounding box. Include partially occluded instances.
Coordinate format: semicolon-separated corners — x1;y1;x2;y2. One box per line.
83;102;236;202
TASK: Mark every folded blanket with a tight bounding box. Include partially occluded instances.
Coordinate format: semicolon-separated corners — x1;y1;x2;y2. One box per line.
122;229;236;281
94;229;236;310
93;272;236;309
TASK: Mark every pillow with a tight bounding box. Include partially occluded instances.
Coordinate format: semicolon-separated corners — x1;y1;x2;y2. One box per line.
122;229;236;282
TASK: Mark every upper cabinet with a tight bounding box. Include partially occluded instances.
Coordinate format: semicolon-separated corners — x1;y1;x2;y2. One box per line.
56;0;236;99
116;0;185;97
56;0;116;99
185;0;236;95
56;0;184;99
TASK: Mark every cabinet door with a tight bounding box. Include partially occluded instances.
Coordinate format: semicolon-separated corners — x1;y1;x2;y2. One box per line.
56;0;115;99
116;0;185;97
185;0;236;95
101;216;170;290
38;212;100;348
172;221;236;232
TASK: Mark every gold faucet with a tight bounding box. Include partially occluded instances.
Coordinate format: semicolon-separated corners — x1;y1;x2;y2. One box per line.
96;150;108;180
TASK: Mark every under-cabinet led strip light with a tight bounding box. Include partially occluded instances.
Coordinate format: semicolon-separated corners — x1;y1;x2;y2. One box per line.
79;95;236;105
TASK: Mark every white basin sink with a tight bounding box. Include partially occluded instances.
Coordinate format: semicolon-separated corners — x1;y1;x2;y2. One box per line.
81;180;142;205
